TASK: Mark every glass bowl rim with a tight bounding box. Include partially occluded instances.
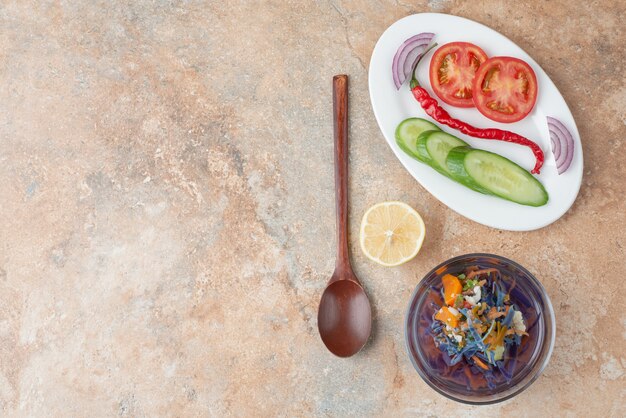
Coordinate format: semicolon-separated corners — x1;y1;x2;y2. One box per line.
403;252;556;405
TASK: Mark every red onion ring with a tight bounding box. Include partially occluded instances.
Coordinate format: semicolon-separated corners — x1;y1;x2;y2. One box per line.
547;116;575;174
549;131;561;161
392;33;435;89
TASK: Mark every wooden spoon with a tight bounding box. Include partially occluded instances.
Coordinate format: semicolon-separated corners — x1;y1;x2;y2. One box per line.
317;75;372;357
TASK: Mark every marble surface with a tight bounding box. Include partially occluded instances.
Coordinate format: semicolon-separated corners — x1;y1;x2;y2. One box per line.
0;0;624;416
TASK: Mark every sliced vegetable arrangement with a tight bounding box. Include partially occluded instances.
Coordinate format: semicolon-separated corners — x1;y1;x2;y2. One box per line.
396;117;548;206
391;33;551;175
408;44;545;175
389;31;581;211
430;268;529;388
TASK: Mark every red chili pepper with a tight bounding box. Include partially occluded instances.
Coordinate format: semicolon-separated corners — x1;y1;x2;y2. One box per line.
409;46;544;174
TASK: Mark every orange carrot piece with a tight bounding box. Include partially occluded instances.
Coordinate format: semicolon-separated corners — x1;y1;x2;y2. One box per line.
472;356;489;370
442;274;463;306
434;306;459;328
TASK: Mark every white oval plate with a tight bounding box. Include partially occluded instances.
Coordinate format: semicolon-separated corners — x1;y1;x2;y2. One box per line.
369;13;583;231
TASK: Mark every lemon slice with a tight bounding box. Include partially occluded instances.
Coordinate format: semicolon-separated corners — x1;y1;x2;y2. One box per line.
359;201;425;266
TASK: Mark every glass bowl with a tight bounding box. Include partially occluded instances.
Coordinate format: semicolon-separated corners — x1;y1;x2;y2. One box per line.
404;253;555;404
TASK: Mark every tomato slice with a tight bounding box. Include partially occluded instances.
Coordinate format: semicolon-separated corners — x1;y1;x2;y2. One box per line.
429;42;488;108
472;57;538;123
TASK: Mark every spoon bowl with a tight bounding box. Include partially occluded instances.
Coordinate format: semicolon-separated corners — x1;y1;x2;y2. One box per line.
318;275;372;357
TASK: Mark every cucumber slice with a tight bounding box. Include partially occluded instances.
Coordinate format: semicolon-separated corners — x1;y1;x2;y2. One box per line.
395;118;441;162
423;131;468;176
446;147;549;206
414;130;441;164
446;147;494;195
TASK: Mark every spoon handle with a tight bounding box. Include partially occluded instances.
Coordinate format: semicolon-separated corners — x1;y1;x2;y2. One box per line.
333;75;351;272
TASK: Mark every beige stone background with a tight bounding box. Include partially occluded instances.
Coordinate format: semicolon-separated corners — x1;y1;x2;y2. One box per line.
0;0;624;416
